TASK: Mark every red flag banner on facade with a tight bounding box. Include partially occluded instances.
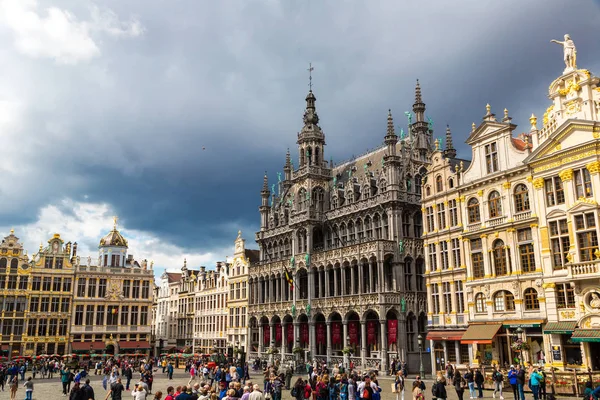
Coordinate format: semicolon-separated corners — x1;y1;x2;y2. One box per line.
316;323;326;345
367;321;377;345
332;322;342;345
301;323;309;344
287;323;294;343
264;327;270;345
276;324;282;343
387;319;398;345
348;322;359;345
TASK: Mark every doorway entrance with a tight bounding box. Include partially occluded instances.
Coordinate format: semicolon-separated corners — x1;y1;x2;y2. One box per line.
434;343;445;372
589;342;600;370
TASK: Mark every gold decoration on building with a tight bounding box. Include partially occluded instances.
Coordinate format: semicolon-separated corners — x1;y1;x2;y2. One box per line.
564;99;581;115
558;168;573;182
586;161;600;175
558;77;580;96
486;104;491;114
532;178;544;189
477;190;483;197
502;182;511;189
530;113;537;130
543;105;554;126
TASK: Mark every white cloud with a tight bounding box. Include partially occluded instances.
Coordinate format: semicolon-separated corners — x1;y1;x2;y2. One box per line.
0;0;144;64
0;198;230;273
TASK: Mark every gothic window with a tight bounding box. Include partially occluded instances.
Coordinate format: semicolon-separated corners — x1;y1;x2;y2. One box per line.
356;218;364;240
514;184;530;212
414;211;422;237
331;196;338;209
467;198;481;224
315;147;320;165
406;175;412;192
380;179;387;193
404;258;412;291
549;219;570;270
475;292;486;313
313;187;325;211
492;240;508;276
574;168;593;198
348;221;355;243
363;185;370;199
382;213;389;239
416;258;425;291
524;288;540;310
518;228;535;273
488;191;502;218
402;212;410;237
406;313;415;352
340;223;347;245
298;188;307;210
374;215;382;239
493;290;515;312
436;175;443;192
365;216;373;238
415;175;422;195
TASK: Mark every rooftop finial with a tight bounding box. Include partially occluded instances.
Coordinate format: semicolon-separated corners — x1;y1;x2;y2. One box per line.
113;216;118;230
486;103;491;114
415;79;422;103
10;228;14;235
434;138;440;150
307;62;314;91
530;113;538;131
472;122;476;132
504;108;508;119
444;125;456;158
387;109;395;136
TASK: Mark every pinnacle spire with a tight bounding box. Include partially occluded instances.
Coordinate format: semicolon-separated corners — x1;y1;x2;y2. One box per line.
387;109;396;136
285;149;291;166
262;172;269;192
415;79;422;104
444;125;457;158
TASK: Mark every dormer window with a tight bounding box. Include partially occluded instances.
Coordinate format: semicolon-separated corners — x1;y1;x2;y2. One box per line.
485;142;499;173
435;175;443;192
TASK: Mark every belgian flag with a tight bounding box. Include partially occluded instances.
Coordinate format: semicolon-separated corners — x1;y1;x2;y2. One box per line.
284;266;294;290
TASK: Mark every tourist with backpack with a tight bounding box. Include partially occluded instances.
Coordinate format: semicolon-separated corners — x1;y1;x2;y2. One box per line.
356;376;378;400
453;370;467;400
394;371;405;400
492;366;504;399
431;374;447;400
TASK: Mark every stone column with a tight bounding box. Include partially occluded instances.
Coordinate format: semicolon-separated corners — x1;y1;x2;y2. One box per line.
326;321;332;364
358;263;364;294
270;323;275;349
455;342;461;364
308;268;313;301
380;320;388;374
442;340;448;367
369;261;374;293
343;322;348;347
351;266;356;295
293;321;299;348
325;268;330;297
378;260;384;292
361;320;367;365
317;269;322;298
333;268;338;296
259;324;264;354
281;322;287;355
341;267;346;296
309;321;316;360
398;313;407;362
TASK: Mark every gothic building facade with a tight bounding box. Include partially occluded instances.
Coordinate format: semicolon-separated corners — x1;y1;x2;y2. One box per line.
248;83;432;372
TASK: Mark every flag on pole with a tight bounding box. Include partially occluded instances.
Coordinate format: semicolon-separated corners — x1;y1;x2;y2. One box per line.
284;265;294;290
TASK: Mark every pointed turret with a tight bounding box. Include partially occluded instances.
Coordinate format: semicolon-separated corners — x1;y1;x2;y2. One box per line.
297;88;325;168
444;125;457;158
384;109;398;156
411;79;432;156
260;173;270;230
383;109;401;191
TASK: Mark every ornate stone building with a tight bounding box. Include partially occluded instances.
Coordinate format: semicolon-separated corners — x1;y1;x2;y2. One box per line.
193;262;229;355
70;220;154;355
227;231;259;356
0;231;32;357
424;37;600;372
248;83;432;373
175;260;197;352
154;271;182;355
25;233;75;355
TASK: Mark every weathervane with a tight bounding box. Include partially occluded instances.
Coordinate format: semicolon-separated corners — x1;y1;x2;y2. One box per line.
308;63;314;90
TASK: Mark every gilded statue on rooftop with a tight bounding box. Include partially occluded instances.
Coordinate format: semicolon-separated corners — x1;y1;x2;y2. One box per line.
551;34;577;71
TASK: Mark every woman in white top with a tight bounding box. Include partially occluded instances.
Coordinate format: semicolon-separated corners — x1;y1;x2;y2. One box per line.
132;384;147;400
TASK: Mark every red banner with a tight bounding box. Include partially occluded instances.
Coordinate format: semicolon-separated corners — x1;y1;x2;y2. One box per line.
332;322;342;345
301;323;309;344
316;323;326;345
348;322;359;345
287;323;294;343
367;321;377;345
387;319;398;345
264;326;270;345
276;324;282;343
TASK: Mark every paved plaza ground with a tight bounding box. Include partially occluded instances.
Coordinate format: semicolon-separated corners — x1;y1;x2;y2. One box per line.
3;369;573;400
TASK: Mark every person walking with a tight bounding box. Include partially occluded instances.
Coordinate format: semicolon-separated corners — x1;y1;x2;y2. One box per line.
104;377;125;400
464;369;475;400
507;366;518;400
474;369;484;399
61;367;72;396
431;375;447;400
394;371;405;400
492;366;504;399
515;365;526;400
82;378;95;400
9;375;18;400
453;371;466;400
23;377;34;400
528;366;543;400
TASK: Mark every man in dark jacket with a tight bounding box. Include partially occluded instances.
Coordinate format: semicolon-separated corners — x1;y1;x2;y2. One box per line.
474;369;484;398
516;365;526;400
82;379;95;400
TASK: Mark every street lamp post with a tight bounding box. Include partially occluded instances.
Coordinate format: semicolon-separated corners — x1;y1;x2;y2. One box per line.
417;334;425;379
514;327;524;365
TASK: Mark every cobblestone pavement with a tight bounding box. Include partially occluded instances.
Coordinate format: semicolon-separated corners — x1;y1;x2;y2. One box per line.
6;370;573;400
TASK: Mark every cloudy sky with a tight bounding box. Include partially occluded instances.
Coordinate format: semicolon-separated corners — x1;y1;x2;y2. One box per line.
0;0;599;277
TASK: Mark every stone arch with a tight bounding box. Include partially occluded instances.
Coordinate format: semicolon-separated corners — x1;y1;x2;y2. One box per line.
345;311;361;354
364;309;380;357
297;268;308;300
297;313;309;347
329;311;344;353
386;309;400;353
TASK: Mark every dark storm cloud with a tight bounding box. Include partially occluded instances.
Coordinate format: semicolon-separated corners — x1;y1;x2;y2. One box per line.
1;0;599;261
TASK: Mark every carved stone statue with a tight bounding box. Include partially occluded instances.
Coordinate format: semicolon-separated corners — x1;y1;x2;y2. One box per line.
87;256;92;266
551;34;577;71
400;297;407;312
590;292;600;309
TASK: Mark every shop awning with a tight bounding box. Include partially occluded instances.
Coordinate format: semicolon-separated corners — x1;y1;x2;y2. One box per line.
71;342;106;351
502;320;544;329
119;341;151;349
426;330;465;341
571;329;600;343
460;323;502;344
543;321;577;334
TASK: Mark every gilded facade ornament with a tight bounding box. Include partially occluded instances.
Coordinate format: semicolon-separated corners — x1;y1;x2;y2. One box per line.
477;190;483;197
558;168;573;182
586;161;600;175
542;105;554;126
502;182;511;189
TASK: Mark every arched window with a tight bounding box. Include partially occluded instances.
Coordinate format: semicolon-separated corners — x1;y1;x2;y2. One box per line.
514;184;530;212
365;216;373;238
414;211;422;237
493;290;515;312
426;186;431;196
468;198;481;224
436;175;443;192
10;258;18;270
475;293;486;313
356;218;364;240
340;223;347;245
406;175;412;192
312;187;325;212
347;221;355;242
493;240;508;276
382;213;389;239
379;180;387;193
415;175;422;195
448;178;454;189
0;258;6;270
298;188;307;211
524;288;540;310
488;191;502;218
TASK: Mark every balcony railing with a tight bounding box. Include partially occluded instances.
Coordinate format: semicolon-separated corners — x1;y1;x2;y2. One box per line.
488;216;507;227
514;211;532;221
570;261;600;277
